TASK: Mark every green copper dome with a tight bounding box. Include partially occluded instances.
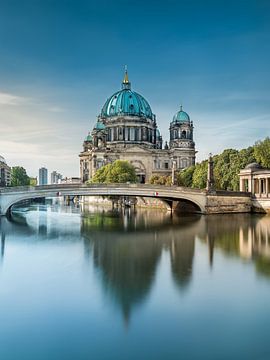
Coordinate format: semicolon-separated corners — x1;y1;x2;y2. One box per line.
173;106;190;123
85;133;93;142
94;121;106;130
101;70;154;120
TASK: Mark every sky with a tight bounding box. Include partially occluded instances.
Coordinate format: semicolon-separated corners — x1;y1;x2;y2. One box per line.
0;0;270;178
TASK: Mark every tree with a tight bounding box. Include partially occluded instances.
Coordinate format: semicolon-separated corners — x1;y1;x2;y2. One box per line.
91;160;137;184
177;166;195;187
176;145;256;191
192;160;208;189
149;175;171;185
254;137;270;168
11;166;30;187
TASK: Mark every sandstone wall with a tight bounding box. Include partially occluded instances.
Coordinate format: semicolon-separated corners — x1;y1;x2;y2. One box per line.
205;194;252;214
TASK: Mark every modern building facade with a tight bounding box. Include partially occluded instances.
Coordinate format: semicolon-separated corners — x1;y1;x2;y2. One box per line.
39;167;48;185
79;70;196;183
51;171;62;184
0;156;11;187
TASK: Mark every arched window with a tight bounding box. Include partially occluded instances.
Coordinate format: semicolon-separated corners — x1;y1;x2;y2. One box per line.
181;131;186;139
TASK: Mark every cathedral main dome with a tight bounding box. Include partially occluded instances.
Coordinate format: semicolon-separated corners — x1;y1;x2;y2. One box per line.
100;70;154;120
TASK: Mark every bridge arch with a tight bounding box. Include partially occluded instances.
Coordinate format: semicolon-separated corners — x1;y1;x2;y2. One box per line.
2;194;51;216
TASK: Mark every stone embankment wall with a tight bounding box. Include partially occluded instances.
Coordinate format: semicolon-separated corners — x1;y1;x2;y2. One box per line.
205;192;252;214
251;198;270;213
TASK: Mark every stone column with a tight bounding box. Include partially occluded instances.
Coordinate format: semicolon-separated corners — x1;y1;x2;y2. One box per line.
249;177;253;193
259;179;262;197
171;160;177;185
266;177;269;198
240;178;244;191
206;153;215;192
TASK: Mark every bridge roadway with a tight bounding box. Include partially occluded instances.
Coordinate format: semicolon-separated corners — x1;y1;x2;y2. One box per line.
0;183;208;215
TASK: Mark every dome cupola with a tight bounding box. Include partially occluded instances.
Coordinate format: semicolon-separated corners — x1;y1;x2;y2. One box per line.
93;121;106;131
85;133;93;142
169;105;195;152
100;69;154;120
173;105;190;123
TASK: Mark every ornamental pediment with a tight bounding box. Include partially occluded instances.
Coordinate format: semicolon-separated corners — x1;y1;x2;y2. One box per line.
124;145;153;154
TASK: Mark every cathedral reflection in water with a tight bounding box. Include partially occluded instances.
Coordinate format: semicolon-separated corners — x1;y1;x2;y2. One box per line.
1;206;270;321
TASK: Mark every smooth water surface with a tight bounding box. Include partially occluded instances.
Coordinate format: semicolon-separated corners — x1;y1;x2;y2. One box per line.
1;203;270;360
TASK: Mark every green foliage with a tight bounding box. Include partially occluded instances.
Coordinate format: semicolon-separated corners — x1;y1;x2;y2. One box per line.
191;161;208;189
91;160;137;184
254;137;270;168
176;144;256;190
177;166;195;187
149;175;172;186
11;166;30;187
29;177;38;186
213;147;255;190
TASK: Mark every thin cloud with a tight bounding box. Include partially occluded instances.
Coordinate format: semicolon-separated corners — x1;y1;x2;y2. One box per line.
0;92;28;106
47;106;66;113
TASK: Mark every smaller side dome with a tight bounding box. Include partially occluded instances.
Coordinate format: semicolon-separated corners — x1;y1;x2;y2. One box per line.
85;133;93;142
173;105;190;123
94;121;106;131
245;162;262;170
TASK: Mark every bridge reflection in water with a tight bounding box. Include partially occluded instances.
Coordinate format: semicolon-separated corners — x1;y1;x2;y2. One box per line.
1;205;270;322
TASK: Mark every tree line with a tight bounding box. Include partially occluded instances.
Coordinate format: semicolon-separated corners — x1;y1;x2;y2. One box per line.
177;137;270;190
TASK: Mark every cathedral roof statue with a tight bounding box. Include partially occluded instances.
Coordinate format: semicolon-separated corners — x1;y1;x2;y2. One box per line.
173;105;190;123
100;68;154;120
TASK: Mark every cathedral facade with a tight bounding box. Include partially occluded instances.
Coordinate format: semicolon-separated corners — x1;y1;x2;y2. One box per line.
79;70;196;183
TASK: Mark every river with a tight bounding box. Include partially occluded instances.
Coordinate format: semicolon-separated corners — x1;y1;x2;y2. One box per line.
0;203;270;359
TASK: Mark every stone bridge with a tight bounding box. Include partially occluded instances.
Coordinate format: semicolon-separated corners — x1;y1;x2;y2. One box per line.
0;183;252;216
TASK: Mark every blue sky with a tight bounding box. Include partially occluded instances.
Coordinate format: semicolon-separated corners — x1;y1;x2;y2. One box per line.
0;0;269;177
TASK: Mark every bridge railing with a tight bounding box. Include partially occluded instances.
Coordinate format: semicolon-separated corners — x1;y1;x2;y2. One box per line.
0;183;207;194
0;184;253;197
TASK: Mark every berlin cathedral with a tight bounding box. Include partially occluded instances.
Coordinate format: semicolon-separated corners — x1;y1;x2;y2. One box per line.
79;70;196;183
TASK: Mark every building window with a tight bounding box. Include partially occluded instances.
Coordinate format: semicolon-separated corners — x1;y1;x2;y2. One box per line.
182;159;187;168
165;162;169;169
97;159;103;169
